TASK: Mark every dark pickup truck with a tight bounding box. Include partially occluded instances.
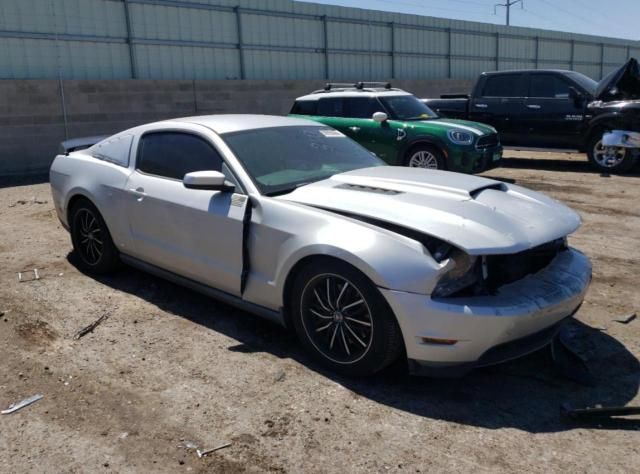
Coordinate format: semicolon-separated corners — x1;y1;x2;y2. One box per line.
423;58;640;172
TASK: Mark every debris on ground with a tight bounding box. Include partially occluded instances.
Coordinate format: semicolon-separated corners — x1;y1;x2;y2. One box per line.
8;197;48;207
18;269;40;283
73;313;110;340
274;370;286;382
1;394;44;415
613;313;636;324
197;443;231;458
561;402;640;420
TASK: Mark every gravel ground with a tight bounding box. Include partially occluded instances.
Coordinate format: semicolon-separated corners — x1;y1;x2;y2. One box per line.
0;150;639;473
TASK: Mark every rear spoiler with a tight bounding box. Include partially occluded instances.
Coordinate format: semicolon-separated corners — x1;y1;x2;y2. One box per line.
439;93;470;99
58;135;109;154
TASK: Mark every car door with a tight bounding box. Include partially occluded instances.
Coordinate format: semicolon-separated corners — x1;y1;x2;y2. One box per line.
342;97;398;162
468;73;528;146
522;73;586;148
124;130;247;296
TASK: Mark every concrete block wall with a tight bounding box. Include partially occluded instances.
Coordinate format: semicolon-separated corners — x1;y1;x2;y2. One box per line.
0;78;473;177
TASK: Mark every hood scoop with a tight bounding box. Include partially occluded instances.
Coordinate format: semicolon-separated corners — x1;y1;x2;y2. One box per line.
469;182;507;199
335;183;402;195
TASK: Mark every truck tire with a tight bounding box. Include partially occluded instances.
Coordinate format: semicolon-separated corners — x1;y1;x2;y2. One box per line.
587;132;638;173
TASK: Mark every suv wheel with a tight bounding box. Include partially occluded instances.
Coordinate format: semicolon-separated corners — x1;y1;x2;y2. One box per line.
587;132;637;173
405;145;445;170
290;260;404;376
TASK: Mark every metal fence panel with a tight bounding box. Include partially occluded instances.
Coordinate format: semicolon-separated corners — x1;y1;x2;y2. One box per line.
0;0;638;80
244;50;324;79
133;44;240;79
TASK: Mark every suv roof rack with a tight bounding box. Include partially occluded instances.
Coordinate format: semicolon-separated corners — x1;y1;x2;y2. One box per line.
310;82;397;94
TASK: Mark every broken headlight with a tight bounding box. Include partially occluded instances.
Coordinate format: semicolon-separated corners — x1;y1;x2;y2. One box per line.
431;249;479;298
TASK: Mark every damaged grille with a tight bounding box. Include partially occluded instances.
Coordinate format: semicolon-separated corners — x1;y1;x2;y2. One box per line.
476;133;499;149
484;238;567;290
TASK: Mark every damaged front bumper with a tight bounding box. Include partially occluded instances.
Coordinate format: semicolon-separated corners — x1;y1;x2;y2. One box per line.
380;248;592;377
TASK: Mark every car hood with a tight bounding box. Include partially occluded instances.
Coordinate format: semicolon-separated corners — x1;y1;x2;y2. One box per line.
404;118;496;136
278;166;580;255
595;58;640;101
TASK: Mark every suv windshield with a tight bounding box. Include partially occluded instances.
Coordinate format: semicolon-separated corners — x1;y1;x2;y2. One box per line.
379;95;437;120
223;126;384;196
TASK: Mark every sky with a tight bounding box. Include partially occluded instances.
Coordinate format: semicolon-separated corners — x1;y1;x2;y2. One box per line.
298;0;639;41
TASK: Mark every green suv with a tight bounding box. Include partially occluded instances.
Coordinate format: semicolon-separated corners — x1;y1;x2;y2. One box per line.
290;83;502;173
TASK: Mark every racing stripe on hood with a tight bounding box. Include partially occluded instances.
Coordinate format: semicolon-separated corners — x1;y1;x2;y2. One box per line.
428;121;484;135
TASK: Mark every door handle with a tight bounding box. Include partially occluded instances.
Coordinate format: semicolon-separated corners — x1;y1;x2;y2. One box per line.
526;104;542;109
348;126;360;132
475;103;488;109
128;187;147;201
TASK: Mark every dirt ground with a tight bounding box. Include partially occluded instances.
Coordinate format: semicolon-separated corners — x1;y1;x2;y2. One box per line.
0;150;639;473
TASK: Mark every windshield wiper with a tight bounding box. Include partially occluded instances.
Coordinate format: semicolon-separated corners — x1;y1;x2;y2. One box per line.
264;181;314;197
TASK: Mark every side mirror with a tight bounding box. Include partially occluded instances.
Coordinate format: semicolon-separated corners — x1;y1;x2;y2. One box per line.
568;86;581;99
183;170;235;192
372;111;388;123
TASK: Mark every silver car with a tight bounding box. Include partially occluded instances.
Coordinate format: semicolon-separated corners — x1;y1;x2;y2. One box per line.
49;115;592;377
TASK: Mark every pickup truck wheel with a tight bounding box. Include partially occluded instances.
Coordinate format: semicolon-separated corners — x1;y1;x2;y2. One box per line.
405;145;445;170
70;200;120;274
290;260;404;376
587;133;637;173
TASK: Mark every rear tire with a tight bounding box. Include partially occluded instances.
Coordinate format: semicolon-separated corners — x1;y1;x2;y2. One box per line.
586;131;637;173
70;200;120;274
404;145;446;170
290;260;404;376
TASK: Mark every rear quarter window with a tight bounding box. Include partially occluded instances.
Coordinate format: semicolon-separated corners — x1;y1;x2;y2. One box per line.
481;74;527;97
91;134;133;167
290;100;318;115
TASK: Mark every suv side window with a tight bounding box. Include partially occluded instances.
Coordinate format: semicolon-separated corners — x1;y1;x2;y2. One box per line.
529;74;572;98
317;98;344;117
290;100;318;115
137;132;223;180
343;97;380;118
481;74;527;97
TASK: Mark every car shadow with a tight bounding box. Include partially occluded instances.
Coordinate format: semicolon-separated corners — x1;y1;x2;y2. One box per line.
0;173;49;189
499;156;640;177
75;255;640;434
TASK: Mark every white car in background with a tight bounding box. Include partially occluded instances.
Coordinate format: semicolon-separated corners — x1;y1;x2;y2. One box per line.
49;115;591;377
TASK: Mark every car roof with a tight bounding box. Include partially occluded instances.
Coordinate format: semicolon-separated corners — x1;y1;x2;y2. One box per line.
168;114;321;134
295;90;412;101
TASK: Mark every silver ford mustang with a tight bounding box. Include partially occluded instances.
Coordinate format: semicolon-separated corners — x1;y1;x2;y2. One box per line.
50;115;592;377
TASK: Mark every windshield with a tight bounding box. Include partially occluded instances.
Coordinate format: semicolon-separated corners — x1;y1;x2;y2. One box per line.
379;95;437;120
223;126;385;196
565;71;597;95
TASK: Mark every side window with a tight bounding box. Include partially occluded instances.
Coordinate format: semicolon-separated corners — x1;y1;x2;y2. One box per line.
290;100;318;115
529;74;571;98
317;98;344;117
137;132;223;180
343;97;379;118
481;74;527;97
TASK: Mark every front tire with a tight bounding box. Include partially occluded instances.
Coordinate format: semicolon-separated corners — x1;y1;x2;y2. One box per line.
290;260;404;376
70;200;120;274
404;145;445;170
587;132;637;173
